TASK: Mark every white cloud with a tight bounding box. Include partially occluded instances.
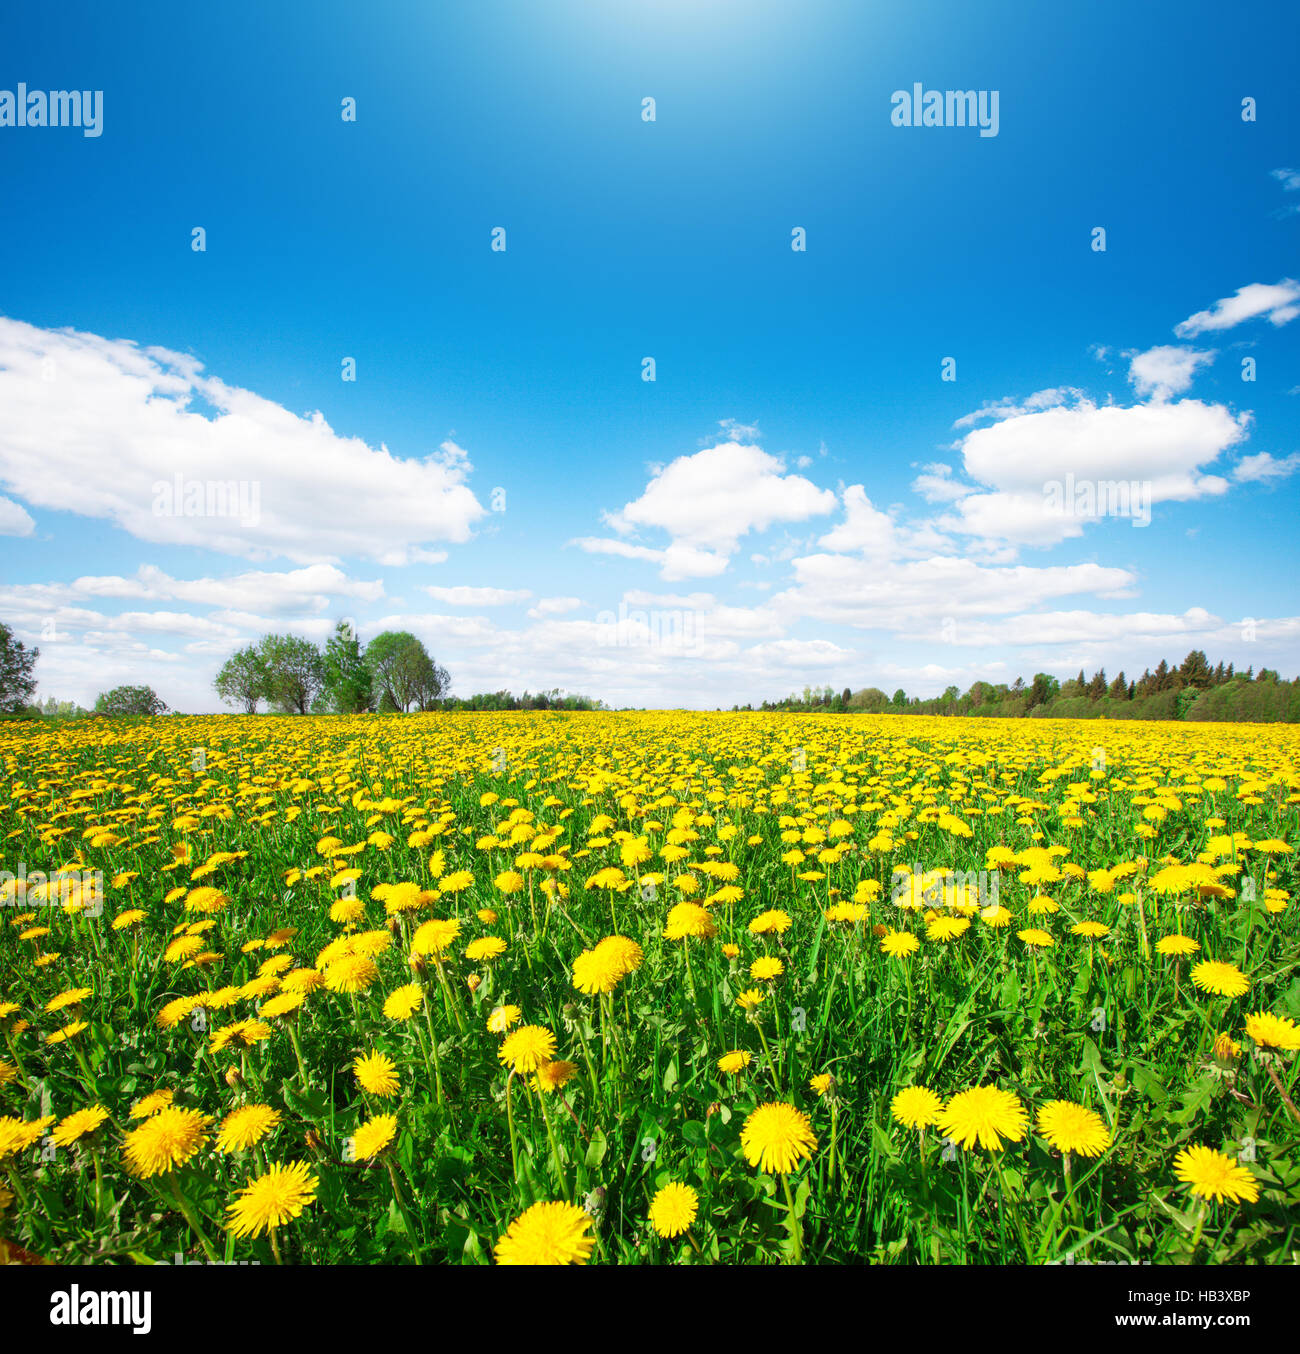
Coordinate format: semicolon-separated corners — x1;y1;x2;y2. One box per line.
0;317;486;565
941;398;1246;546
1175;280;1300;336
1233;451;1300;482
1127;345;1215;401
952;387;1081;429
773;553;1135;632
909;463;974;504
424;585;532;606
526;596;583;619
599;441;837;572
0;495;34;536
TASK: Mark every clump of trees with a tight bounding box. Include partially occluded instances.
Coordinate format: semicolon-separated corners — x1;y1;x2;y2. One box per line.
802;652;1298;723
213;624;451;714
94;686;169;716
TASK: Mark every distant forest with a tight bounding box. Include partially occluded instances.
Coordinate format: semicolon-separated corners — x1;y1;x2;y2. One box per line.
748;651;1300;722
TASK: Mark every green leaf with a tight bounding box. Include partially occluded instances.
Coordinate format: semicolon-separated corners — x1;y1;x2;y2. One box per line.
681;1120;706;1149
584;1127;608;1170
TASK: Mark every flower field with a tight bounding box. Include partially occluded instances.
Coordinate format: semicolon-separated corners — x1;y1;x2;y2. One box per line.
1;711;1297;1266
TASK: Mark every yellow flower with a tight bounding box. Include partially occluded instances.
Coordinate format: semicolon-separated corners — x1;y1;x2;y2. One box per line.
466;936;507;962
1035;1101;1112;1156
51;1105;110;1147
748;909;792;936
736;988;766;1011
411;918;461;956
891;1085;943;1130
499;1025;557;1074
129;1089;175;1119
880;930;920;958
1244;1011;1300;1051
487;1005;522;1034
225;1161;319;1237
717;1050;752;1075
216;1104;282;1153
1017;928;1054;949
648;1182;699;1239
749;955;784;981
809;1073;833;1098
351;1114;398;1159
1172;1145;1259;1205
740;1102;817;1174
1156;935;1200;957
322;955;380;993
938;1085;1028;1151
383;983;424;1021
1190;961;1250;999
495;1200;594;1265
531;1059;578;1093
123;1106;211;1177
354;1050;400;1097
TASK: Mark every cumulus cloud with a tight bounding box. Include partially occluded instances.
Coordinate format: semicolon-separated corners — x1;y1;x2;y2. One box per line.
938;398;1247;546
0;317;486;565
1175;280;1300;336
952;387;1081;429
593;441;837;578
423;585;532;606
0;495;34;536
1127;345;1215;401
1233;451;1300;482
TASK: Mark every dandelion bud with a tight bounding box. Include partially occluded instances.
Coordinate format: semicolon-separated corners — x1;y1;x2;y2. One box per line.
224;1066;244;1090
304;1129;322;1152
409;954;428;977
466;974;481;992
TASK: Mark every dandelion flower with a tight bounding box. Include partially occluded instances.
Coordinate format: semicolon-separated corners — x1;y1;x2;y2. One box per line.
648;1182;699;1239
749;956;785;981
487;1005;522;1034
1036;1101;1111;1156
1173;1145;1259;1205
51;1105;110;1147
741;1102;817;1174
717;1050;752;1076
130;1089;175;1119
354;1050;400;1097
217;1104;282;1153
500;1025;557;1074
938;1085;1027;1151
123;1106;211;1177
495;1200;594;1266
1156;935;1200;957
880;930;920;958
532;1059;578;1093
383;984;424;1021
225;1161;319;1237
1244;1011;1300;1051
891;1085;943;1131
1190;961;1249;999
351;1114;398;1159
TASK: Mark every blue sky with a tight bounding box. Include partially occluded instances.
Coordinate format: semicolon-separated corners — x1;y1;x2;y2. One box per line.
1;0;1297;710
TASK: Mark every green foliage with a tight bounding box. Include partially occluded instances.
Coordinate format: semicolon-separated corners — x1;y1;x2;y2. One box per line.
94;685;168;716
0;619;39;713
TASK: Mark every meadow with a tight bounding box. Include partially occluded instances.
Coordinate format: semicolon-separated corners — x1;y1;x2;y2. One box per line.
0;711;1297;1266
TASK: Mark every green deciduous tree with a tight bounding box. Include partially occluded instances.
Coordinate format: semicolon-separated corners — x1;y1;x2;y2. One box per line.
0;621;38;713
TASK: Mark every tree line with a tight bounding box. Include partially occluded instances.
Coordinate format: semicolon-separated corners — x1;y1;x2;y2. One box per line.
744;652;1300;722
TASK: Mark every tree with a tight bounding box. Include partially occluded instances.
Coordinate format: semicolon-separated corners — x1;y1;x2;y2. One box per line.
95;685;168;716
841;687;852;706
891;688;907;709
1027;673;1060;710
214;644;269;713
366;631;442;713
321;620;373;713
258;634;325;715
1108;670;1128;699
1086;669;1107;700
0;622;39;713
1179;650;1212;690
